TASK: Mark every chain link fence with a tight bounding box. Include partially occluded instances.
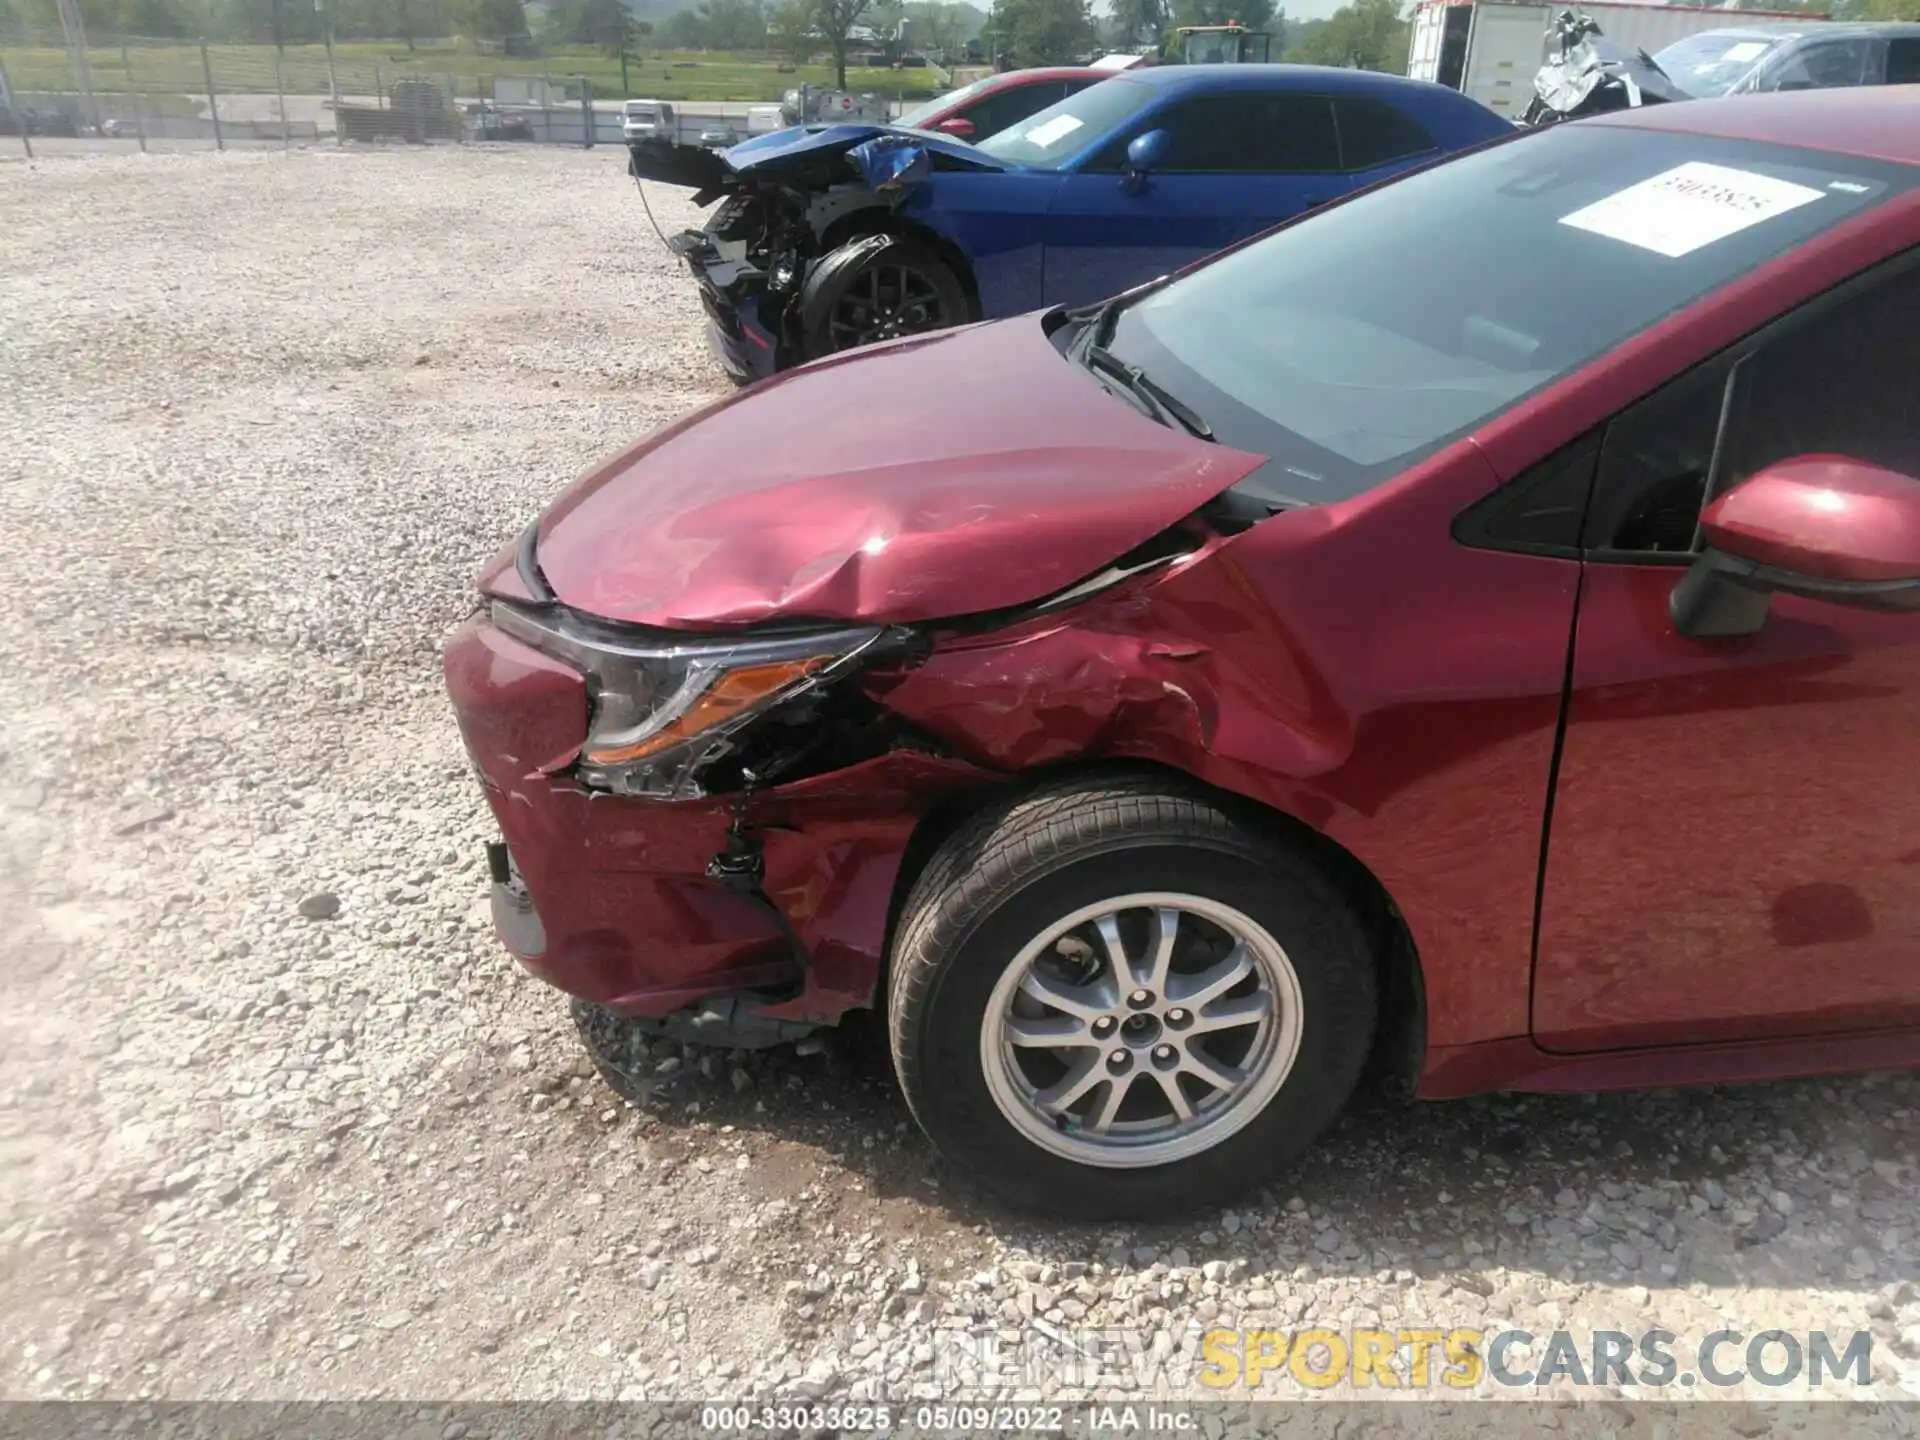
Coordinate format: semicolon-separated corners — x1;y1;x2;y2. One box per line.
0;29;641;157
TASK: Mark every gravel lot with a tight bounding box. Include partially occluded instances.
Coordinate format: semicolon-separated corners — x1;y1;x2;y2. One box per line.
2;144;1918;1409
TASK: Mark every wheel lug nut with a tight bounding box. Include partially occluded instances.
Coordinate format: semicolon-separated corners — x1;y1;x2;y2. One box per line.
1166;1007;1189;1027
1128;988;1154;1009
1107;1049;1131;1071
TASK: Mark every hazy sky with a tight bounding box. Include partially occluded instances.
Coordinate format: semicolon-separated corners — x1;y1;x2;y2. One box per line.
1271;0;1351;21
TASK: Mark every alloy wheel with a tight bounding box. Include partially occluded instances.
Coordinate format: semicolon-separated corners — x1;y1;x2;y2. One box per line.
979;892;1305;1169
826;262;949;350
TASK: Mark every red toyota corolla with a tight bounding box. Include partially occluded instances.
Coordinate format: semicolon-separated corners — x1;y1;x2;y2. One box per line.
446;87;1920;1219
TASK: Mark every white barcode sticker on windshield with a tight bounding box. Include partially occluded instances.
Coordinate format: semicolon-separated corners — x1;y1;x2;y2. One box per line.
1558;162;1825;258
1024;114;1085;149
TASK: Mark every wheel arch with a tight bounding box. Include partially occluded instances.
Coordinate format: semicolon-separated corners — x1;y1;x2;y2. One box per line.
817;208;982;322
876;759;1427;1096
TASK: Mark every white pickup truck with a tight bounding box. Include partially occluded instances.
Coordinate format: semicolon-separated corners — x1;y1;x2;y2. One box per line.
622;99;678;144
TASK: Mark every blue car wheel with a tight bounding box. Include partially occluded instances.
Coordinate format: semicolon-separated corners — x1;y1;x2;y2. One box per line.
803;238;969;359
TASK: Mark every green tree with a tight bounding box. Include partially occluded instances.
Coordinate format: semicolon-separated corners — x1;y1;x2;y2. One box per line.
546;0;638;51
660;6;706;44
814;0;872;85
1109;0;1166;47
909;0;976;57
990;0;1090;64
117;0;193;34
1287;0;1404;71
19;0;197;36
869;1;907;60
702;0;768;48
450;0;529;43
768;0;815;60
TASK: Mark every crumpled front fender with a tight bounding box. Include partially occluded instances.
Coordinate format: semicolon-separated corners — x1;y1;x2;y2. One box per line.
847;133;931;192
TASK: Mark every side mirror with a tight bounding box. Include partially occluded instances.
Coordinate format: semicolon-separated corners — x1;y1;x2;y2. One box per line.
1671;455;1920;638
1121;128;1170;193
934;116;976;138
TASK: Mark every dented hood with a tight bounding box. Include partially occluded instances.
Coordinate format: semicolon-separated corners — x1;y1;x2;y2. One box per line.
534;317;1266;630
627;124;1002;193
723;121;999;174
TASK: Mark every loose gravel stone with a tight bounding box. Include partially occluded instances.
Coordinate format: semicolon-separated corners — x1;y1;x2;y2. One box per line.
297;892;341;921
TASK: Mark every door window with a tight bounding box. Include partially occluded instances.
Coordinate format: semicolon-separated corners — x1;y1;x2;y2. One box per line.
1333;96;1437;170
1582;258;1920;557
966;81;1070;138
1090;93;1342;173
1755;38;1878;90
1886;38;1920;85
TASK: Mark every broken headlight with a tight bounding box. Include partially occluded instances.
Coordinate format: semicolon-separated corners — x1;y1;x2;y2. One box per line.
490;601;887;800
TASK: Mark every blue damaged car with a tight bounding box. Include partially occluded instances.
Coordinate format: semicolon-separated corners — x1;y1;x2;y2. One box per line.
627;64;1513;383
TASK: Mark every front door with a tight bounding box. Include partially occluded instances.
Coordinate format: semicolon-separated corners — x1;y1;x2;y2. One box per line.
1533;255;1920;1052
1041;92;1345;309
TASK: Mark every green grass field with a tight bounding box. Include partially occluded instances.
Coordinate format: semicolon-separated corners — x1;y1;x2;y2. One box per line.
0;40;945;104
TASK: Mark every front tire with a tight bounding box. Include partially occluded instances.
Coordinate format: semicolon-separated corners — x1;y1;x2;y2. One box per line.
801;237;970;360
888;777;1378;1220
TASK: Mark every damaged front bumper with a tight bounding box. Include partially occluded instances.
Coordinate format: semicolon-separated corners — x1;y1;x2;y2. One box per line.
442;609;992;1032
668;228;784;384
675;228;919;384
632;132;945;382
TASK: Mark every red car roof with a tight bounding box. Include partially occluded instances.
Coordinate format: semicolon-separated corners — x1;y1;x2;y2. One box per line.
971;66;1107;88
1586;87;1920;168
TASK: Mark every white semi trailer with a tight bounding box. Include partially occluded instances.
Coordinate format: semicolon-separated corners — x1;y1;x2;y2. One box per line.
1405;0;1826;118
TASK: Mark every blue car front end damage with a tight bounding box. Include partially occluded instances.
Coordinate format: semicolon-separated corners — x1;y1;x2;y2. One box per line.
627;125;991;383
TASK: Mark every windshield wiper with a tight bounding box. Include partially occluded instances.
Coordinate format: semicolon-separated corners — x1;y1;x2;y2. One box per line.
1072;294;1126;349
1063;271;1179;349
1083;344;1214;442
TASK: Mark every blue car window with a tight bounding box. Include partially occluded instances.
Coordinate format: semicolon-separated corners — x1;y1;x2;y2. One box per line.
1333;96;1437;170
975;78;1159;169
1084;93;1342;173
1891;38;1920;84
1756;38;1878;90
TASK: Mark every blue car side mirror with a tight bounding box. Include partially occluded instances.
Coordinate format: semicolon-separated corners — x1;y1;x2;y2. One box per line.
1122;129;1170;192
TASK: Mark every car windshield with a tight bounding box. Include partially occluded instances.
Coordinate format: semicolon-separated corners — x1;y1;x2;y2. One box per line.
1100;124;1911;509
975;77;1157;169
896;76;1001;129
1652;33;1790;97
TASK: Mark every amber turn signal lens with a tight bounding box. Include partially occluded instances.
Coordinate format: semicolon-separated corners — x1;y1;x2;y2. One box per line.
582;656;827;765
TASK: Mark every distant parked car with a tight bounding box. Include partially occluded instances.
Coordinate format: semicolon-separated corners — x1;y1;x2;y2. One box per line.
472;103;533;141
1653;22;1920;97
623;99;676;143
893;66;1107;141
698;122;740;152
